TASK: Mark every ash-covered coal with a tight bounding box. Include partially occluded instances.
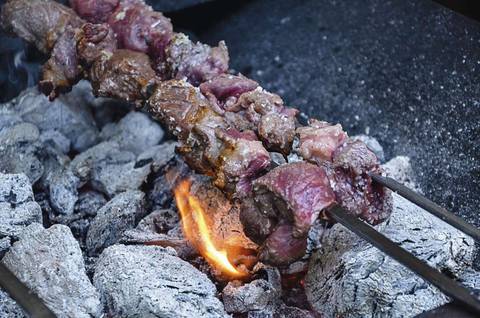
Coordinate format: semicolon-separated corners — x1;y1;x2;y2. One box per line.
3;223;102;317
94;244;228;318
305;157;479;317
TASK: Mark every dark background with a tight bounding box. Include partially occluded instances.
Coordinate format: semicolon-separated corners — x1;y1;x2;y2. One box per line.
1;0;479;229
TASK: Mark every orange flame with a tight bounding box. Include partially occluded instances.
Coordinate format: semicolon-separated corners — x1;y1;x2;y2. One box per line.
174;180;247;279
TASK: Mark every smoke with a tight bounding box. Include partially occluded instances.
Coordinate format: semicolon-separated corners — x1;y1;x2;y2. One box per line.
0;37;45;103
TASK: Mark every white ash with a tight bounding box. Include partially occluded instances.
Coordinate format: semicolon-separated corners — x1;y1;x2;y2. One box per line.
93;244;229;318
223;279;281;313
351;134;385;162
2;223;102;317
99;111;164;156
136;141;177;173
0;289;25;318
0;122;44;184
5;86;99;152
86;190;146;256
0;173;42;239
70;141;152;197
39;129;71;154
305;156;478;318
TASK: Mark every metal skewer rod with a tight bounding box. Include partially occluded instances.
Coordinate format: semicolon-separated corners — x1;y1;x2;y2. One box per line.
370;173;480;242
328;204;480;315
0;263;56;318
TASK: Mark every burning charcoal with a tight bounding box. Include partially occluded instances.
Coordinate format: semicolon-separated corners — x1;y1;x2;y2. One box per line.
99;111;164;155
0;122;44;183
2;223;102;317
94;244;228;317
305;157;477;317
351;134;385;162
0;173;42;239
9;87;99;152
222;279;281;314
70;141;151;197
86;190;146;255
74;190;107;217
148;158;191;208
138;208;179;234
0;289;25;318
120;209;196;259
136;141;177;173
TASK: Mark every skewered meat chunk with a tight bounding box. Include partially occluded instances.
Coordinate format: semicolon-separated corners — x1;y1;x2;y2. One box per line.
258;224;307;266
89;49;156;104
77;23;117;66
39;26;81;100
200;74;259;112
148;80;207;137
161;33;230;85
108;1;173;57
148;80;271;197
69;0;119;23
332;140;392;225
253;162;336;238
1;0;393;266
296;119;348;163
1;0;83;54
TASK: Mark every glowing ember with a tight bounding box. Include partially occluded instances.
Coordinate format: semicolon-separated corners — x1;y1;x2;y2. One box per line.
174;180;248;279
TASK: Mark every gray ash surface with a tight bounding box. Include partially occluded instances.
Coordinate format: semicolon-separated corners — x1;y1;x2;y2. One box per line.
196;0;480;228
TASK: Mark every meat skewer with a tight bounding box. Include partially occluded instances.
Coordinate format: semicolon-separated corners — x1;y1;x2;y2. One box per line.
2;0;480;315
0;0;405;266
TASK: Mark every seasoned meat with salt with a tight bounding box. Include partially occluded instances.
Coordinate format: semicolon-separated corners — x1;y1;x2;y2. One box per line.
331;140;392;225
258;224;307;266
1;0;83;53
69;0;119;23
161;33;229;85
89;49;156;104
77;23;117;66
199;74;258;112
296;119;348;163
253;162;335;238
108;1;173;59
39;27;80;100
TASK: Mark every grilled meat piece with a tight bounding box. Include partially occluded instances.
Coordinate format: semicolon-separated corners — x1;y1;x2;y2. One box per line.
215;128;271;196
258;224;307;266
1;0;83;54
253;162;336;238
89;49;156;104
199;74;259;112
148;80;207;137
148;80;271;196
233;88;298;153
296;119;348;163
39;26;81;100
77;23;117;66
331;140;392;225
161;33;229;85
108;1;172;58
70;0;119;23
